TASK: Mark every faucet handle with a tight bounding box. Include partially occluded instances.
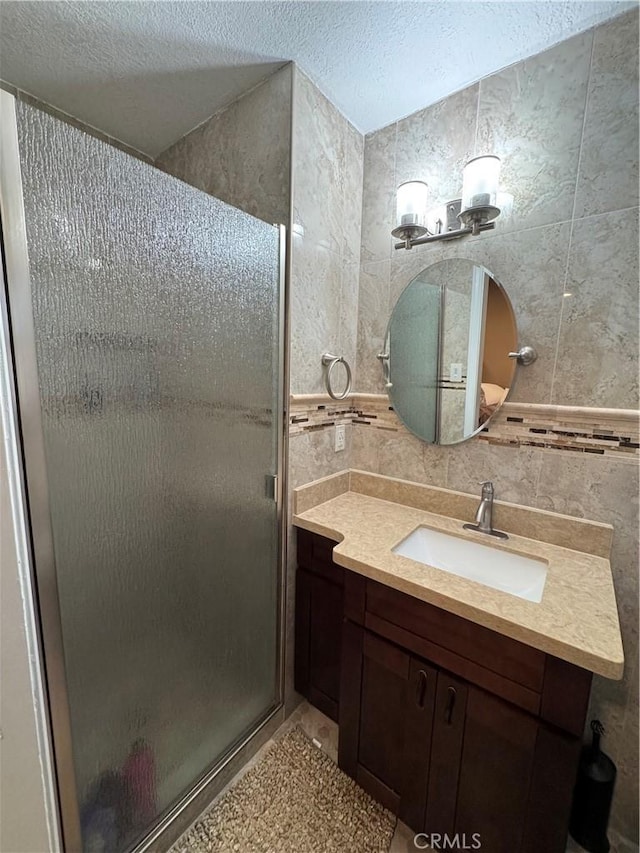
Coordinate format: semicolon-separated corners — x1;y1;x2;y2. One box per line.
478;480;494;495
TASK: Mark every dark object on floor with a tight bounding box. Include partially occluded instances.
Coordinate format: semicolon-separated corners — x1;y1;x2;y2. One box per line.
570;720;616;853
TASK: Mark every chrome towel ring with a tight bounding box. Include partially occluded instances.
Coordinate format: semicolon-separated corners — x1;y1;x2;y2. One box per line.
321;353;352;400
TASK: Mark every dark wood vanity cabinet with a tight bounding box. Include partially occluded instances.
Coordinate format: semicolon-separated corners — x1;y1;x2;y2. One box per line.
294;530;343;721
295;530;593;851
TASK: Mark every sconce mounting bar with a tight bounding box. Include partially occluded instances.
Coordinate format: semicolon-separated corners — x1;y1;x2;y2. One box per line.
394;220;496;250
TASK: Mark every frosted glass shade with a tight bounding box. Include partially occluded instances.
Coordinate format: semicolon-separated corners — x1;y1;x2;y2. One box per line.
461;155;501;219
396;181;428;228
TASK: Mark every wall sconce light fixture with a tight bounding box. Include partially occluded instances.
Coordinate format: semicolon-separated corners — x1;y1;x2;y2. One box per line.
392;155;502;250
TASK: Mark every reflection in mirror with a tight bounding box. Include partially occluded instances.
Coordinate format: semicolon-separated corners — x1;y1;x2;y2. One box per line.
384;259;518;445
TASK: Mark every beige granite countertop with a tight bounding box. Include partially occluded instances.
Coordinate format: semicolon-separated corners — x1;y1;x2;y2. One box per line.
293;470;624;680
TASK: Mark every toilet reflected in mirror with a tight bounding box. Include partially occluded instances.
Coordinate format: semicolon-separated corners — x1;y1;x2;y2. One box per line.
382;259;519;445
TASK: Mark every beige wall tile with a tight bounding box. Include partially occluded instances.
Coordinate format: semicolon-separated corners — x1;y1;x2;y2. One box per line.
553;208;639;408
476;31;592;232
289;428;353;489
290;67;363;395
342;120;365;264
156;65;292;226
575;8;640;219
360;123;396;263
290;240;342;394
535;453;639;645
535;451;639;838
350;423;382;472
339;262;360;376
293;69;347;255
446;440;544;507
378;430;450;488
395;84;478;203
356;260;390;393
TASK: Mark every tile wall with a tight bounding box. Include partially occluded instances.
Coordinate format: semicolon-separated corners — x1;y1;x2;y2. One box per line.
156;65;293;226
358;20;639;406
289;68;364;395
348;8;639;841
286;67;364;710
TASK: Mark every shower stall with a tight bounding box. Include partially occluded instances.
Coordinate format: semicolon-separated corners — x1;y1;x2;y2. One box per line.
0;92;286;851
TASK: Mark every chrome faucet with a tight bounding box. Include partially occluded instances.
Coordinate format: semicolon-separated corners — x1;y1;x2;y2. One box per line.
463;481;509;540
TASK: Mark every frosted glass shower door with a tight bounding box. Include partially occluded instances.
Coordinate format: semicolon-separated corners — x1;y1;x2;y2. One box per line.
388;278;441;443
8;99;282;851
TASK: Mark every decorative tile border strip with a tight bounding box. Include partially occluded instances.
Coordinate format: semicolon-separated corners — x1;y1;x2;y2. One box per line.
289;393;640;459
289;394;363;434
479;401;639;458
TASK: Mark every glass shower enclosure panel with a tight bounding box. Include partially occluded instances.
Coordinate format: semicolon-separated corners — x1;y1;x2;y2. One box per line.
6;99;282;850
388;276;441;443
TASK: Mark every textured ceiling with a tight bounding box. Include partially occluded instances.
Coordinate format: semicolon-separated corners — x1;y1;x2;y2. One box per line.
0;1;635;157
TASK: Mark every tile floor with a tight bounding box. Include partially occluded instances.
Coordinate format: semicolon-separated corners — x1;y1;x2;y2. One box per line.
177;700;636;853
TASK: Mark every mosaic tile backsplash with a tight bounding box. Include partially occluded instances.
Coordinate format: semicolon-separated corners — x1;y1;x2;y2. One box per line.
290;394;639;460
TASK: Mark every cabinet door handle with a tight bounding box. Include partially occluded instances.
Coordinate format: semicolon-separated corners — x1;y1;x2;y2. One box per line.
445;686;457;724
415;669;428;708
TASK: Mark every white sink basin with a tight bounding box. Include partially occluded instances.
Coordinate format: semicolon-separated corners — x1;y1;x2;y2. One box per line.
392;526;548;603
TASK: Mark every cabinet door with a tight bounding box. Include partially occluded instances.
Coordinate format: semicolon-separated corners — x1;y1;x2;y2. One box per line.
309;572;343;714
294;567;343;721
454;687;538;853
358;631;412;811
400;658;438;831
341;628;436;823
425;671;468;836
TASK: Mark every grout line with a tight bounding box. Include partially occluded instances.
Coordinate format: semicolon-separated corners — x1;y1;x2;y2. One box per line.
548;29;596;406
547;264;569;405
532;444;546;506
569;30;597;227
473;79;482;156
572;203;640;222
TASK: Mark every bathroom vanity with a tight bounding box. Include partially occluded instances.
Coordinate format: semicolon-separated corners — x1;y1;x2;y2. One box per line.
293;471;623;853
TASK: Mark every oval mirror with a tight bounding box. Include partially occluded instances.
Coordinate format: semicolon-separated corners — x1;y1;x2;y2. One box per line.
383;259;518;445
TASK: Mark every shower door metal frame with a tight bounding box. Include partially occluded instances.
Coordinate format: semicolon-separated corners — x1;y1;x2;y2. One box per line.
1;88;78;852
0;89;289;853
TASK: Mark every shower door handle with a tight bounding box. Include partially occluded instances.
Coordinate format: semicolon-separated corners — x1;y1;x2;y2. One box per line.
265;474;278;502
